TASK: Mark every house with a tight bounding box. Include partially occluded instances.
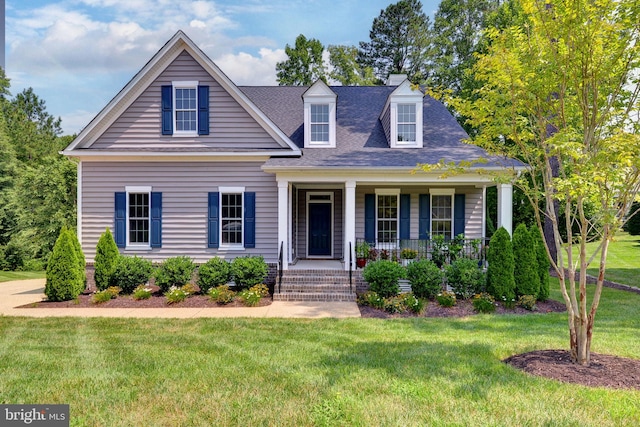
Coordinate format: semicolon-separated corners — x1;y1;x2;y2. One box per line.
63;31;521;298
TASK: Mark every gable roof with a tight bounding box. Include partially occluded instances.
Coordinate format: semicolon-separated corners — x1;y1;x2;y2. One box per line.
240;85;522;170
63;31;301;157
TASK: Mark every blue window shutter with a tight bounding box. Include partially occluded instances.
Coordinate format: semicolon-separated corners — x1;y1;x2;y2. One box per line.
400;194;410;240
161;85;173;135
198;85;209;135
364;194;375;244
114;192;126;248
244;192;256;248
454;194;466;236
150;192;162;248
419;194;430;240
208;192;219;248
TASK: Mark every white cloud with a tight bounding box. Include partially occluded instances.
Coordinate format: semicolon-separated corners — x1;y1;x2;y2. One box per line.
215;48;286;86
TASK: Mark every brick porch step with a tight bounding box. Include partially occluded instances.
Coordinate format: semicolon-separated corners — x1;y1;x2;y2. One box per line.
274;269;357;302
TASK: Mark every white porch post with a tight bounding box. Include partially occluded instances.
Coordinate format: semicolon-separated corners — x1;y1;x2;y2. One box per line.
277;179;289;270
344;180;356;271
497;183;513;235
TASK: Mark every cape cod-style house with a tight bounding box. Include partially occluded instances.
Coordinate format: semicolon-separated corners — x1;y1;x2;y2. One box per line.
63;31;521;300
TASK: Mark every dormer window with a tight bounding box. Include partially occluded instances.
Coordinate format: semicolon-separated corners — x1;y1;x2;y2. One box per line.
382;80;423;148
303;80;337;148
174;85;197;133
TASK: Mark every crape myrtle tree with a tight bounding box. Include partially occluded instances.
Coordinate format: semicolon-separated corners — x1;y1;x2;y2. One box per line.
446;0;640;365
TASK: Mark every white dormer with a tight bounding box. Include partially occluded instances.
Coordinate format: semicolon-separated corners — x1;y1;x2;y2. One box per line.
381;79;424;149
303;80;337;148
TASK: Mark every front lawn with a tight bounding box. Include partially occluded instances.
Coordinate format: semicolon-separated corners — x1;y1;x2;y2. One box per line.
583;232;640;287
0;271;45;283
0;282;637;426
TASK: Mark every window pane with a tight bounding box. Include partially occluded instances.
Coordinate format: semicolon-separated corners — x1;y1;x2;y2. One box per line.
311;104;329;122
397;104;416;142
128;193;149;244
175;88;197;132
311;124;329;142
377;195;398;243
431;195;452;238
222;193;243;245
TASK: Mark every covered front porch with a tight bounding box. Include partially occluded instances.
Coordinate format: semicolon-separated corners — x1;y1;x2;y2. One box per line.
273;172;515;272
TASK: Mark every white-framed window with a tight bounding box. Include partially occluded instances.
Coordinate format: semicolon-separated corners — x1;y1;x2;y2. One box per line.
173;81;198;136
126;186;151;247
220;186;244;248
310;104;330;143
397;104;416;143
431;189;454;238
376;189;400;244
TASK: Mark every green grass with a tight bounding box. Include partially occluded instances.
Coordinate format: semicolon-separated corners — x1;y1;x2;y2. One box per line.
0;282;637;426
584;232;640;287
0;270;45;283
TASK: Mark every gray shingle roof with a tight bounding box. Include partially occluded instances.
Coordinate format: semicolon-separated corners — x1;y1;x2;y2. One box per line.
239;85;521;169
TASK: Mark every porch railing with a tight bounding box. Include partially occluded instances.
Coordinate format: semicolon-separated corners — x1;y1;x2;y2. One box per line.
348;241;353;292
278;241;284;293
354;237;490;267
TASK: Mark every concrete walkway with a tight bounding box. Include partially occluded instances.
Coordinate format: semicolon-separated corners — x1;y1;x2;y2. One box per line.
0;279;361;319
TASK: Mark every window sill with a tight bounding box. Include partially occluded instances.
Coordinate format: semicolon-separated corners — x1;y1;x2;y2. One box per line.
172;132;199;138
125;245;153;251
218;245;246;251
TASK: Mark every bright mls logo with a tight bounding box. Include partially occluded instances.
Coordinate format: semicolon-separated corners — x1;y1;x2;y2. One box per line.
1;405;69;426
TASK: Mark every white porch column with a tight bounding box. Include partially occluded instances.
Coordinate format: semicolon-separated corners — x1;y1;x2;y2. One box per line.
277;179;289;270
344;180;356;271
497;183;513;235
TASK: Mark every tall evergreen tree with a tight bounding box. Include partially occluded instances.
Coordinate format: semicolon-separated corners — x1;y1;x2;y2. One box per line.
486;227;515;301
276;34;326;86
358;0;431;82
512;223;540;297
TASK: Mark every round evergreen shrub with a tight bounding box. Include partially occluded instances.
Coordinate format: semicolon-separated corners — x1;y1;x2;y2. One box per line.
45;228;83;301
230;256;268;289
197;257;231;294
154;256;196;293
406;259;443;299
362;259;405;298
532;226;550;301
486;226;516;301
94;228;120;291
512;223;539;298
66;227;86;292
446;257;485;299
109;255;153;294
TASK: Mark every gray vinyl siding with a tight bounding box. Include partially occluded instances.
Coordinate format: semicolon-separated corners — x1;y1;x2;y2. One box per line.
91;51;283;150
81;161;278;263
354;186;484;240
381;106;391;145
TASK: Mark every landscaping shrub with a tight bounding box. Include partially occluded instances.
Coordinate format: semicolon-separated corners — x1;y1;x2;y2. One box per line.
362;259;405;298
532;227;550;301
472;293;496;313
165;286;189;304
445;257;485;299
239;288;262;307
486;226;516;301
231;256;268;289
518;294;537;311
383;295;405;314
512;223;539;298
66;227;86;290
197;257;231;294
436;291;456;307
249;283;269;297
154;256;196;293
357;291;385;309
45;228;84;302
406;259;443;299
92;286;120;304
94;228;120;291
132;285;153;300
625;201;640;235
208;285;236;304
401;292;425;314
109;255;153;294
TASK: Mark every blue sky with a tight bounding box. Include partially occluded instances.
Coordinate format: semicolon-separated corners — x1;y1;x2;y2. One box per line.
5;0;440;135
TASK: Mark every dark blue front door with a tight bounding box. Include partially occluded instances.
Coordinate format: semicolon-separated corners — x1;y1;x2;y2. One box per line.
308;203;332;256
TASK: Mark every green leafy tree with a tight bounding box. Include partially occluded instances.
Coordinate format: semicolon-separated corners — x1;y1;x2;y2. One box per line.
45;227;83;301
486;227;515;302
358;0;431;82
532;226;550;301
447;0;640;365
512;223;539;297
328;45;378;86
276;34;326;86
94;228;120;291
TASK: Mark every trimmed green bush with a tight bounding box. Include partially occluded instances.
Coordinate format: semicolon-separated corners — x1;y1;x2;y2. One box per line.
486;226;516;301
406;259;443;299
197;257;231;294
66;227;86;291
472;292;496;313
154;256;196;293
109;256;153;294
513;224;540;298
436;291;456;307
231;256;268;289
362;259;405;298
532;227;550;301
45;228;84;301
208;285;236;304
94;228;120;291
446;257;485;299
